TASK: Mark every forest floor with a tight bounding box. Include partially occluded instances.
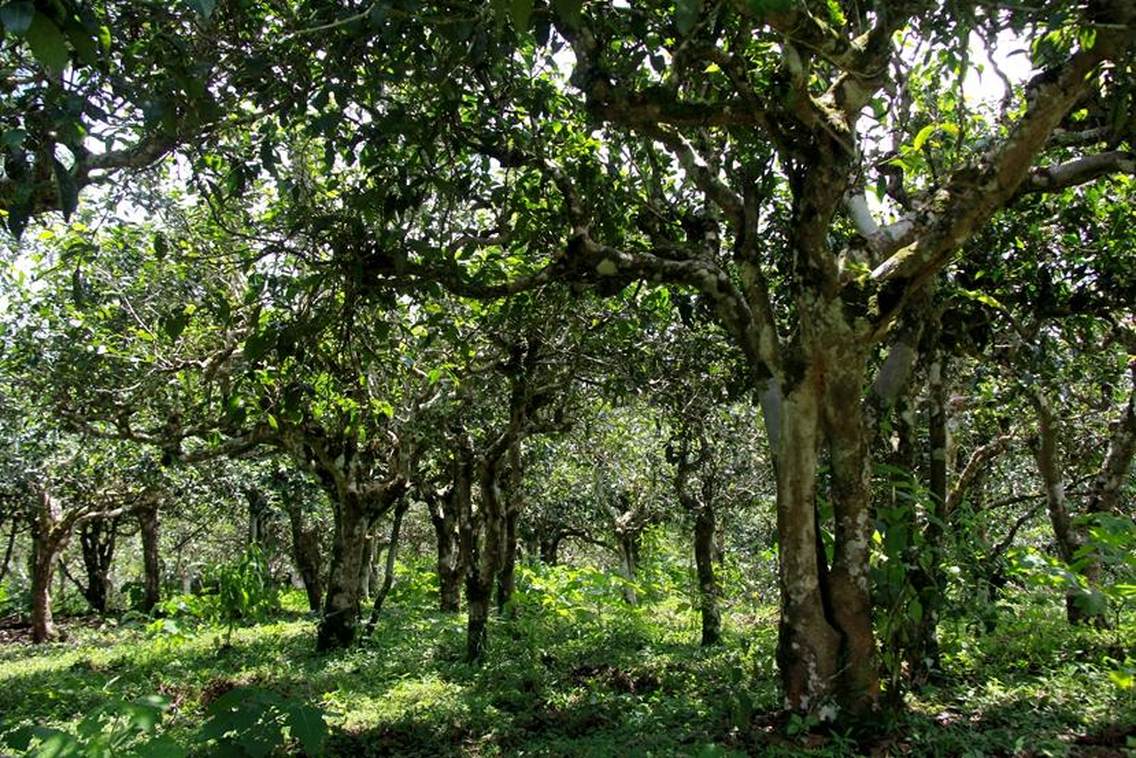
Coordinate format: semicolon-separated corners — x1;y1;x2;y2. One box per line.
0;563;1133;756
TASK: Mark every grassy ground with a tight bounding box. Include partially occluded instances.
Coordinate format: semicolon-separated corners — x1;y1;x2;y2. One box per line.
0;563;1133;756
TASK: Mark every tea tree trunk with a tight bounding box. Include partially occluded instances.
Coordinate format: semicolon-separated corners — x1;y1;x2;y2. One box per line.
693;508;721;646
78;517;118;614
366;497;409;632
286;504;323;612
429;489;463;612
317;493;371;651
496;442;524;615
466;458;504;662
1031;390;1106;626
139;502;161;613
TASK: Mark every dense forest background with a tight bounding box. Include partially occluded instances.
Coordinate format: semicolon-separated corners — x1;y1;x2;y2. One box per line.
0;0;1134;754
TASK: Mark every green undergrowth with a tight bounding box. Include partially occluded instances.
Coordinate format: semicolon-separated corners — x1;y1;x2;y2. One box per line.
0;560;1133;756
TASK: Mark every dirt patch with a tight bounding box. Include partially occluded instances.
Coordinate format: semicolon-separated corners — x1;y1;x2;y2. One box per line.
0;614;122;646
1071;723;1136;757
197;671;274;707
0;615;32;645
569;663;659;694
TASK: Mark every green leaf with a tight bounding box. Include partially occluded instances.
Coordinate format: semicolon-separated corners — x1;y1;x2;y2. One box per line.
1;127;26;148
121;700;164;732
510;0;533;30
286;703;327;755
52;157;78;221
0;1;33;33
244;330;274;363
957;287;1006;312
1110;668;1135;689
162;309;190;341
134;735;188;758
675;0;701;34
65;23;99;66
153;232;169;260
745;0;794;16
24;11;70;77
187;0;216;19
825;0;846;25
911;122;958;152
551;0;581;26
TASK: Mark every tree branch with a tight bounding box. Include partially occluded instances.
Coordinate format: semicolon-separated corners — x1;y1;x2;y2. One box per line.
1015;150;1136;196
869;11;1135;329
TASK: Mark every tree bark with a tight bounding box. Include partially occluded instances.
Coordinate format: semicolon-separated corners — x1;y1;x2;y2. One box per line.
672;431;722;647
539;536;561;565
908;350;949;684
775;375;841;714
0;518;18;584
616;529;641;605
693;507;721;646
1086;376;1136;515
366;497;409;633
78;516;119;614
774;326;882;717
1030;390;1104;625
317;493;371;651
496;441;524;615
429;489;463;612
31;546;61;643
244;487;270;550
138;501;161;614
496;505;519;614
359;533;377;601
466;456;504;662
285;504;324;613
30;491;68;643
821;355;880;713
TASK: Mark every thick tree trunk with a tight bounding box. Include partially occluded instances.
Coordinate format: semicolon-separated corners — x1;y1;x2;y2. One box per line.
317;495;371;651
821;357;880;713
775;335;881;717
466;458;503;662
775;375;840;713
366;498;409;633
31;544;60;643
286;505;324;613
138;502;161;614
466;574;491;662
430;492;463;612
30;511;66;643
693;508;721;646
78;517;118;614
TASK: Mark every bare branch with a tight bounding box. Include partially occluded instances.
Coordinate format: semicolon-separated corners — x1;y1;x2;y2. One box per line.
1015;150;1136;196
